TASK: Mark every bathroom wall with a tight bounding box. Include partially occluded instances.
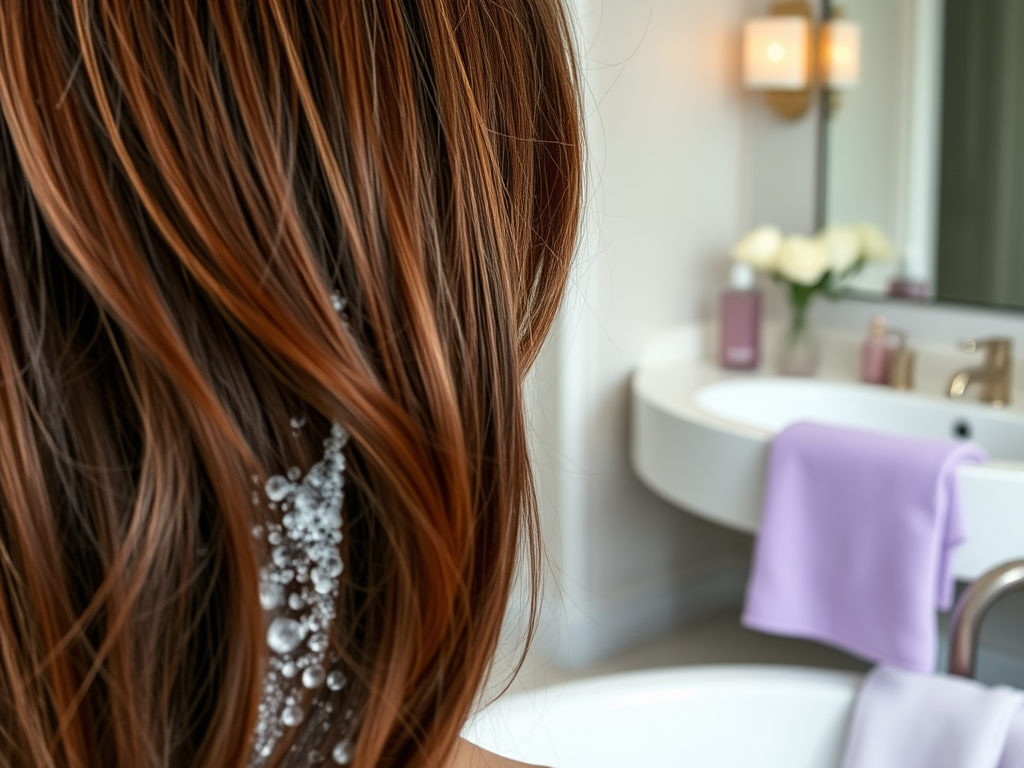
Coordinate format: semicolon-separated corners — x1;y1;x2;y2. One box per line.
525;0;826;670
527;0;751;669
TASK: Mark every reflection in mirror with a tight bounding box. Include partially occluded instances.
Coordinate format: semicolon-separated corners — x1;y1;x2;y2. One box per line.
937;1;1024;309
823;0;1024;310
823;0;944;300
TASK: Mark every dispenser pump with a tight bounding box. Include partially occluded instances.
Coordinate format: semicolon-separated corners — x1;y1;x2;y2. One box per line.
730;263;756;291
868;314;887;341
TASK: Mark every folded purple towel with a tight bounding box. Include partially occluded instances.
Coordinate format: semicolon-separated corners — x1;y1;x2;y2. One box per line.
841;665;1023;768
742;421;987;672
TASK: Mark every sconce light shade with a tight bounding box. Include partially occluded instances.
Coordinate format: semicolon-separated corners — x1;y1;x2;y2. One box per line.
743;16;810;91
822;19;861;89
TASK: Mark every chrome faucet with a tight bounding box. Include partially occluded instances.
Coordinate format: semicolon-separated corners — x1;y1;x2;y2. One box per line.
947;337;1013;406
948;560;1024;678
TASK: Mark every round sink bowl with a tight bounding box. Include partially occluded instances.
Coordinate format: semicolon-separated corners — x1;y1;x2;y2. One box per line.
631;363;1024;579
696;378;1024;460
465;665;860;768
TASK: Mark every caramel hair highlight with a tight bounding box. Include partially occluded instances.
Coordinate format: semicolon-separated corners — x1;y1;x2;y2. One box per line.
0;2;581;766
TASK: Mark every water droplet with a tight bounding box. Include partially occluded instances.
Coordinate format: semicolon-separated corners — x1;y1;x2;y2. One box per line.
326;671;346;691
302;664;326;689
267;617;306;654
311;569;333;595
280;568;295;584
281;661;297;678
287;466;302;481
265;476;293;502
268;530;283;545
281;704;305;727
288;593;305;611
330;291;347;313
308;633;328;653
294;487;316;515
272;546;289;568
332;739;353;764
321;553;344;578
260;581;285;611
290;416;307;431
252;524;263;538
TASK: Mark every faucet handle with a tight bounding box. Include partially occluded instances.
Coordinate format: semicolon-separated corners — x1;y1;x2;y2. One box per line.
961;337;1013;355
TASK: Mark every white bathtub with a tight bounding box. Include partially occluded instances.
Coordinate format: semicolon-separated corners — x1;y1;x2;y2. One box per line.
465;665;863;768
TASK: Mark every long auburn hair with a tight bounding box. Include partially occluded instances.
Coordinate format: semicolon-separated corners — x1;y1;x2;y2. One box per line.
0;2;581;766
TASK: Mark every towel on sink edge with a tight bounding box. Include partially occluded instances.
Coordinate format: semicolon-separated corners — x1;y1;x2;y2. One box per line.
840;665;1024;768
741;421;987;672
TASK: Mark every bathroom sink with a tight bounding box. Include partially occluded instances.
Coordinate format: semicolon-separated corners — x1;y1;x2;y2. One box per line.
465;665;860;768
632;360;1024;579
696;378;1024;461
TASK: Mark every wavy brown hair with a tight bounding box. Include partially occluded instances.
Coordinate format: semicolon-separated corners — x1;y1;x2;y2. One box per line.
0;2;581;766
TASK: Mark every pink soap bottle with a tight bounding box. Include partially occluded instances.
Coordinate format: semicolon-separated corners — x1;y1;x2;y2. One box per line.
719;263;761;370
861;315;890;384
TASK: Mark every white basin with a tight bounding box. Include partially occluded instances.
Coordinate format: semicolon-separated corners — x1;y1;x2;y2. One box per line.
631;360;1024;579
697;378;1024;460
465;665;861;768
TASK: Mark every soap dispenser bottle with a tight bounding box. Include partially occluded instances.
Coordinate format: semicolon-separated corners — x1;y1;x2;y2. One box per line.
861;315;890;384
719;263;761;370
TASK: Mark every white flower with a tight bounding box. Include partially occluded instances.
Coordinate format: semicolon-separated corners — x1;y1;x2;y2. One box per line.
777;235;830;286
857;223;894;261
818;225;861;275
731;225;783;271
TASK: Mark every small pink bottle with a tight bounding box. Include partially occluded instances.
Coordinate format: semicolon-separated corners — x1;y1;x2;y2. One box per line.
861;315;890;384
719;263;761;370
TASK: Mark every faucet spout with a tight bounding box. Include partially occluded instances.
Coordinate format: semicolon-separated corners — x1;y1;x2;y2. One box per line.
948;370;973;399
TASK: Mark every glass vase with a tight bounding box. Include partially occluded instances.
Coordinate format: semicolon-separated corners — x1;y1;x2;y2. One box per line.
778;301;820;376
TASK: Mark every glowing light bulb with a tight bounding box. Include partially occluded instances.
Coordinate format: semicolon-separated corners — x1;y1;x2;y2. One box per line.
823;20;861;89
742;17;809;91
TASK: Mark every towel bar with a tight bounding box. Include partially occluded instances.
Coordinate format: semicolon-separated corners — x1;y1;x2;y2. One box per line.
948;559;1024;679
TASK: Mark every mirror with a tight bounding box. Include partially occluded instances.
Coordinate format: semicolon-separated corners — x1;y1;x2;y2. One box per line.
822;0;1024;310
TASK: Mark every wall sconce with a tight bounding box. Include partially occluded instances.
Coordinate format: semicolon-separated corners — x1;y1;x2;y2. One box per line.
822;18;861;90
743;1;861;120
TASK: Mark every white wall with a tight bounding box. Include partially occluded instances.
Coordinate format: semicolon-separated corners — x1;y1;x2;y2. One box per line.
529;0;826;669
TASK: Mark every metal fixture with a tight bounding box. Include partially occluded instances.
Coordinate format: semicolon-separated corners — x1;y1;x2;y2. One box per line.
948;337;1013;406
887;348;915;390
884;329;915;390
948;560;1024;678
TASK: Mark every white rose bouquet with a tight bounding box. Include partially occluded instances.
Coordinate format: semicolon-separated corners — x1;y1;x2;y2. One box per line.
731;223;893;373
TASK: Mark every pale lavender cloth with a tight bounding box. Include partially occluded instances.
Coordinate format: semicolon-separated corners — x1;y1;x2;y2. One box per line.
742;421;986;672
841;665;1024;768
1001;710;1024;768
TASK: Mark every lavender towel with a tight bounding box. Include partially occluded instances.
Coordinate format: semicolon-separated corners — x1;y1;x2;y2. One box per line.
841;665;1024;768
742;421;986;672
1001;710;1024;768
